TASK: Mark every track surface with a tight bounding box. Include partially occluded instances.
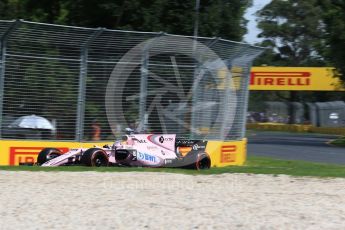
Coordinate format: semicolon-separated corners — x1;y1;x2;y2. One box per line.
247;131;345;164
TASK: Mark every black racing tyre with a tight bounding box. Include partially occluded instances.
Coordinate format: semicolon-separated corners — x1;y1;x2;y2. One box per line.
195;152;211;170
37;148;63;165
177;152;211;170
81;148;109;167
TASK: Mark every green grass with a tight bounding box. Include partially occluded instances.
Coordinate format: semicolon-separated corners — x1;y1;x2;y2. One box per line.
330;137;345;147
1;156;345;178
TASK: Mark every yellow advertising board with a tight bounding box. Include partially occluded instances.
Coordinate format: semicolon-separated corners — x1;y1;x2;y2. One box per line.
249;67;344;91
0;140;110;166
0;139;247;167
206;139;246;167
217;66;244;90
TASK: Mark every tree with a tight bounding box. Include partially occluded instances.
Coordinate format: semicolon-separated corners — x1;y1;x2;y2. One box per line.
0;0;26;19
0;0;250;41
319;0;345;82
65;0;250;41
256;0;326;67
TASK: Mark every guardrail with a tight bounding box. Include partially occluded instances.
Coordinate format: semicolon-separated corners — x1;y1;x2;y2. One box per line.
247;123;345;136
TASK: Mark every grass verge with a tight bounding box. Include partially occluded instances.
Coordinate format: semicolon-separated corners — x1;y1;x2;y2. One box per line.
330;137;345;147
1;156;345;178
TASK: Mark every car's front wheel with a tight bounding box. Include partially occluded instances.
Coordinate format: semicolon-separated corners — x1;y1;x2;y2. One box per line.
37;148;62;165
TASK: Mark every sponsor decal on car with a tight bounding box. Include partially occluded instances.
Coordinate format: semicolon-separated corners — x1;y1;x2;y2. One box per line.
133;138;147;143
147;134;176;152
176;140;195;145
192;143;206;151
159;136;174;143
147;146;158;151
177;147;192;157
138;152;156;162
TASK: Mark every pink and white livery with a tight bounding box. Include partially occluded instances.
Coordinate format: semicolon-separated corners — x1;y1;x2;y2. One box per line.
37;134;211;170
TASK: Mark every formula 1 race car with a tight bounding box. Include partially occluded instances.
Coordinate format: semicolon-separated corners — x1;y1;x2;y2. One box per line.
37;134;211;170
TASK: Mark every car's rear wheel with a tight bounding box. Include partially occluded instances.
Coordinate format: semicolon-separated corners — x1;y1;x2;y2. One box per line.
81;148;109;167
195;152;211;170
170;152;211;170
37;148;62;165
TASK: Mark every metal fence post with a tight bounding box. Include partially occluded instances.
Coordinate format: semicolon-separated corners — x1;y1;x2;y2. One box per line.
190;37;219;139
76;28;104;141
238;47;254;139
138;46;149;132
0;20;20;139
138;33;163;132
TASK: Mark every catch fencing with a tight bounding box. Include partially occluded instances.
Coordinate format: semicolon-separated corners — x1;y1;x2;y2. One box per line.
0;19;263;141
